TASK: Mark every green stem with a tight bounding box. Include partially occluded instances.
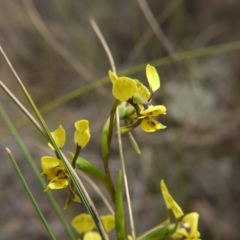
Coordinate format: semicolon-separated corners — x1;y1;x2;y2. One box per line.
101;99;120;202
137;223;175;240
127;131;141;155
6;148;56;240
72;145;82;169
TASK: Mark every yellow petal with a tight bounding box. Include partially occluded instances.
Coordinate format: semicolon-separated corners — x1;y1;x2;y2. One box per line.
49;125;66;149
183;212;201;238
160;180;170;196
74;120;91;148
41;156;61;171
46;176;68;190
112;77;138;101
164;193;184;219
172;228;189;238
83;231;101;240
172;213;201;239
146;64;160;92
71;213;95;234
135;81;151;100
141;105;167;116
160;180;184;219
41;156;66;179
100;215;115;232
108;70;118;84
141;117;166;132
161;180;174;210
41;167;67;180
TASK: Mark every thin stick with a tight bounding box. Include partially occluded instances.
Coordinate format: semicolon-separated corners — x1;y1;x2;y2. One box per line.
0;80;46;139
0;46;30;92
116;106;136;239
138;0;176;56
90;17;116;74
79;172;114;215
126;0;184;64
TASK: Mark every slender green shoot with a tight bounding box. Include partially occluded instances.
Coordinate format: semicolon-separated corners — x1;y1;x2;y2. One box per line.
90;17;116;73
6;148;56;240
101;99;121;202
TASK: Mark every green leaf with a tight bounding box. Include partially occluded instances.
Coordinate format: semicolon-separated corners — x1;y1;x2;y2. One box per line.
137;221;175;240
127;131;141;154
68;152;111;194
120;126;132;134
115;170;126;240
101;117;110;162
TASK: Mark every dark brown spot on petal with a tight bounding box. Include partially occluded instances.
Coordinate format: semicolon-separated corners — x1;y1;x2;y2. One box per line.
148;120;156;127
56;169;63;176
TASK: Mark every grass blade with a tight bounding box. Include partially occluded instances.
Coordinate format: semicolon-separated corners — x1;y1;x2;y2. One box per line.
6;148;56;240
115;170;126;240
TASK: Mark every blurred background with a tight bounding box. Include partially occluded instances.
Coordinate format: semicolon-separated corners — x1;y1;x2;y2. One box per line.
1;0;240;239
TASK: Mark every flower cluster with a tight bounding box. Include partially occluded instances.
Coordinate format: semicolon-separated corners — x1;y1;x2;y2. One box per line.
38;65;201;240
71;213;115;240
109;64;167;132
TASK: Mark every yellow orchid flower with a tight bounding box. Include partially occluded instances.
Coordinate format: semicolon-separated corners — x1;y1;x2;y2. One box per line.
139;105;167;132
41;156;68;191
172;212;201;240
109;64;167;133
109;64;161;102
48;125;66;149
74;120;91;149
160;180;184;219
